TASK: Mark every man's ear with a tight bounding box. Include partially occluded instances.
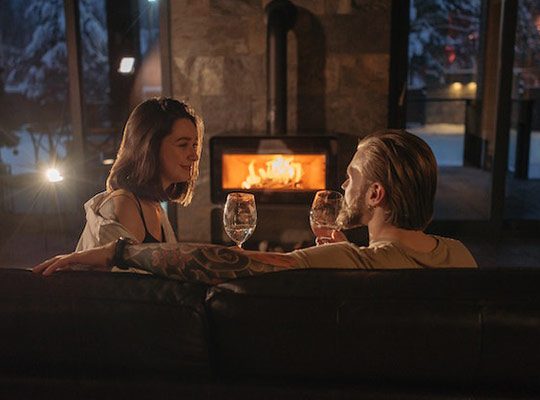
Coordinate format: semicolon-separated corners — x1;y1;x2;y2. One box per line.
367;182;385;207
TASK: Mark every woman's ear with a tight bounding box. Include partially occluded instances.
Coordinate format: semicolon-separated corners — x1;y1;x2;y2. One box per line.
367;182;386;207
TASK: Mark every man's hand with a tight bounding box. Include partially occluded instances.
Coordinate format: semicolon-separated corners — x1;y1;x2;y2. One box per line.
32;241;116;276
315;230;348;245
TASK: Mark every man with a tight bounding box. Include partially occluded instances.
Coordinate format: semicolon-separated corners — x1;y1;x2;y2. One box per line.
33;130;477;283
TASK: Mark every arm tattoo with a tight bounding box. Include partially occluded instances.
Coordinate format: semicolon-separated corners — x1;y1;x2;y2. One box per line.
124;243;300;283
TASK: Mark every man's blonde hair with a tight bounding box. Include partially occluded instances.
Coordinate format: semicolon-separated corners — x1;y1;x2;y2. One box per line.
356;129;438;230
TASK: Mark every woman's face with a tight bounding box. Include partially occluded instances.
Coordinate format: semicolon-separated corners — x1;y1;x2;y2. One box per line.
159;118;199;189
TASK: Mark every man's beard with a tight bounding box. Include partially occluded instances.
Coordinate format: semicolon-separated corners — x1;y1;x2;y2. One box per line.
337;200;365;230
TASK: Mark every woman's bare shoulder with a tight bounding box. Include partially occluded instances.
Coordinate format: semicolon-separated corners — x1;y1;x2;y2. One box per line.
95;190;136;215
108;189;136;201
108;190;145;241
108;191;138;213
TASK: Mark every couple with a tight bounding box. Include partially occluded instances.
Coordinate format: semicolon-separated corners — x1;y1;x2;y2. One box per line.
34;98;477;282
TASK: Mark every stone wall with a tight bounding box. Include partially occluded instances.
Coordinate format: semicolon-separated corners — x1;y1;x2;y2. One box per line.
170;0;391;242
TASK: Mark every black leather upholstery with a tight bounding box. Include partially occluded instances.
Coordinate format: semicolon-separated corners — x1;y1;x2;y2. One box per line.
2;267;540;398
209;268;540;386
0;269;211;379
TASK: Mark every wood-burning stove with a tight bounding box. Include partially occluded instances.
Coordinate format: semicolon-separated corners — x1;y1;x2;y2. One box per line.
206;1;363;248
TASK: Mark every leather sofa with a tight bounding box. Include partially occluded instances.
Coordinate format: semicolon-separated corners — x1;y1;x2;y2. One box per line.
1;267;540;399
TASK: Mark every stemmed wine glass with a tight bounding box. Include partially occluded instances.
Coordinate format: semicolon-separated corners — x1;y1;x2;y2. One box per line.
309;190;343;244
223;192;257;248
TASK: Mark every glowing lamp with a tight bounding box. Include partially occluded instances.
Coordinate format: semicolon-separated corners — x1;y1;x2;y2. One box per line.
450;82;463;91
118;57;135;74
45;168;64;183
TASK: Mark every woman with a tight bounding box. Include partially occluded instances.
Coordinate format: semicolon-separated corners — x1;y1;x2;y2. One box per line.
76;97;203;253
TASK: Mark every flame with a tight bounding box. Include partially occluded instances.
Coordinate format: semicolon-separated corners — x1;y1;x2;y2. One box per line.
242;155;304;189
222;153;326;191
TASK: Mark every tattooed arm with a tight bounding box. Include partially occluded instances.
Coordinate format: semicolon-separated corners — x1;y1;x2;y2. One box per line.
126;243;300;283
33;241;301;283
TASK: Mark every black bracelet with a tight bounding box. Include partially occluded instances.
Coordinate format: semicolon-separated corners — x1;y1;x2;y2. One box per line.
112;237;134;270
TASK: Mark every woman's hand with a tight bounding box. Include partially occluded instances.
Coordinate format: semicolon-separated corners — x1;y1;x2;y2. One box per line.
32;241;116;276
315;230;348;245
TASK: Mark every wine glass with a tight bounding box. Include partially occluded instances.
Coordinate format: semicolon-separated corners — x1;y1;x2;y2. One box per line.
309;190;343;244
223;192;257;248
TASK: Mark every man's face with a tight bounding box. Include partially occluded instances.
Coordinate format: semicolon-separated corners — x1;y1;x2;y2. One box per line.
337;151;370;229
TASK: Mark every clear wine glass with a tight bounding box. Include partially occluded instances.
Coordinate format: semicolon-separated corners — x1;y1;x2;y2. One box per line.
309;190;343;244
223;192;257;249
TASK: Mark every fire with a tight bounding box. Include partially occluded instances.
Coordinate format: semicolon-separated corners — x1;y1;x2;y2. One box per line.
222;153;326;191
242;155;304;189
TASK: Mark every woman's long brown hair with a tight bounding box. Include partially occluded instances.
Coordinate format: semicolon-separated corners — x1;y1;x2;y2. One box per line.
106;98;203;205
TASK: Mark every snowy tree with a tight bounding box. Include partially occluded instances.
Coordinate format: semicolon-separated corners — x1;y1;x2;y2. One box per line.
3;0;108;167
515;0;540;90
409;0;540;90
409;0;481;88
0;1;28;72
79;0;109;103
6;0;68;104
6;0;108;104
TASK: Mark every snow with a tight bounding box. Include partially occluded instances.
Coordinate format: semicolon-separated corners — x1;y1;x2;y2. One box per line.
408;123;465;136
408;124;540;177
409;124;465;167
0;128;68;175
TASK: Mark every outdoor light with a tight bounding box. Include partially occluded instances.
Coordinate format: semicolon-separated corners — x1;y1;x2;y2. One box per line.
450;82;463;91
45;167;64;183
101;150;116;166
118;57;135;74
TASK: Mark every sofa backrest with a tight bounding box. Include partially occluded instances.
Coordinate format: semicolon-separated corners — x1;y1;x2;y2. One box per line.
207;268;540;387
2;268;540;388
0;269;211;379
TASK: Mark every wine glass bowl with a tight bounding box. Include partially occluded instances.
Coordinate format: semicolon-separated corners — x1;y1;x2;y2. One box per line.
310;190;343;244
223;192;257;248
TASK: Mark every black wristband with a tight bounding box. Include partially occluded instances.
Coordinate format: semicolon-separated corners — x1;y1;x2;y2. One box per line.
112;237;134;270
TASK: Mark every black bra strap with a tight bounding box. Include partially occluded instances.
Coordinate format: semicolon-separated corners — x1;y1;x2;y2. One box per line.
133;196;150;234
